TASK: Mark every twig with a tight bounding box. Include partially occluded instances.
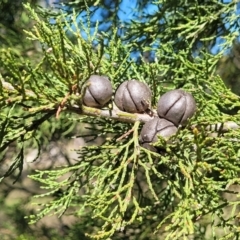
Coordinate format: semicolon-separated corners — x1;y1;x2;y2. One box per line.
68;104;157;123
116;128;134;141
1;80;239;132
68;104;240;133
56;92;70;118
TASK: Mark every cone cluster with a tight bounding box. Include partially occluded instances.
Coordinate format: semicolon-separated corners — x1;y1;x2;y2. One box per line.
83;75;196;152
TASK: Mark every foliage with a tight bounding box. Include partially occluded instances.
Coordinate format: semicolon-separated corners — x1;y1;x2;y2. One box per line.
217;40;240;96
1;0;240;239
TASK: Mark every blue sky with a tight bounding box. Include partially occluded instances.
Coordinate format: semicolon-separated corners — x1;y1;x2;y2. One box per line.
41;0;159;61
42;0;240;59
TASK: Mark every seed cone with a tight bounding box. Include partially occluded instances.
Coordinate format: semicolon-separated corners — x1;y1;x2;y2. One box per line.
114;80;152;113
83;75;113;108
157;89;196;126
140;117;177;152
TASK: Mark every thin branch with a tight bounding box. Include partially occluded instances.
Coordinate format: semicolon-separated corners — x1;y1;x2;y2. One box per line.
116;128;134;141
1;80;239;132
68;104;156;123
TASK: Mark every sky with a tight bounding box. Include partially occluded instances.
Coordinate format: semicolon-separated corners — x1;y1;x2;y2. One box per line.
41;0;240;59
40;0;159;61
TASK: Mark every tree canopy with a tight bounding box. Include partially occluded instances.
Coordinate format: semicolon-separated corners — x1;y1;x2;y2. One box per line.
1;0;240;239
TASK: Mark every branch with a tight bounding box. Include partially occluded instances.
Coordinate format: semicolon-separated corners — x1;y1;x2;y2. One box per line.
68;105;240;135
68;104;156;123
1;79;239;132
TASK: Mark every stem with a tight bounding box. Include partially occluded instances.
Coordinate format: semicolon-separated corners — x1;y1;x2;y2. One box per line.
2;79;239;131
68;104;157;123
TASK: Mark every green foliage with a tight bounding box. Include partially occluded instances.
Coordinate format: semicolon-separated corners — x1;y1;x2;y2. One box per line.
1;1;240;239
